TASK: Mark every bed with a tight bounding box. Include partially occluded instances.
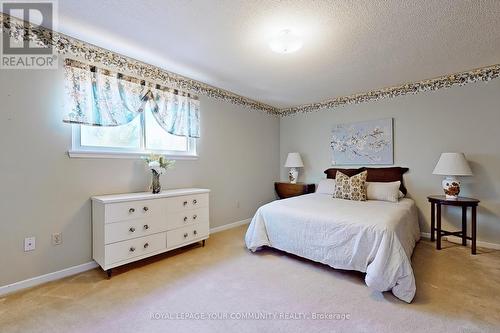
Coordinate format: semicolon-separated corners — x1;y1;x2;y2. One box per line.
244;167;421;303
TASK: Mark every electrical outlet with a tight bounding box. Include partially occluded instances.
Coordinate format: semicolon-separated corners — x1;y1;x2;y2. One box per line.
24;237;36;252
52;233;62;246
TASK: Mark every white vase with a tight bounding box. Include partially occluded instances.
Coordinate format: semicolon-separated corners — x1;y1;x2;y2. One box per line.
442;176;460;200
288;168;299;184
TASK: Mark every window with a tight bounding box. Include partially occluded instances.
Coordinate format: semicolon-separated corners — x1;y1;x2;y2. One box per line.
64;59;200;159
70;105;197;159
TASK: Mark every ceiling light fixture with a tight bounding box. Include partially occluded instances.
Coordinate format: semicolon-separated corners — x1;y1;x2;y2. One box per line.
268;29;303;54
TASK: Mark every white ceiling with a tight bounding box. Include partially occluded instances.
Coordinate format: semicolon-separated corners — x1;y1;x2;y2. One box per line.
55;0;500;108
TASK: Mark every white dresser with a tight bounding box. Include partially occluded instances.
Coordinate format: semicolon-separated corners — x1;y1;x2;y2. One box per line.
91;188;210;276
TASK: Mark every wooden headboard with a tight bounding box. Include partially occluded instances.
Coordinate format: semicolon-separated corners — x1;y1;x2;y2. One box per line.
324;167;409;195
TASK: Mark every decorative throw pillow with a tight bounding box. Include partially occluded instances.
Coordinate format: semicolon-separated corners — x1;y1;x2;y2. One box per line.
334;171;367;201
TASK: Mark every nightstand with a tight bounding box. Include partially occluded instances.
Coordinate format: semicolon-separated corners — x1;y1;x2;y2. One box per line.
427;195;480;254
274;182;315;199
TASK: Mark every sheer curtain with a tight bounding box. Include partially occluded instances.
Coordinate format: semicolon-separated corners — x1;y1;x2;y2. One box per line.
150;88;200;138
64;59;200;138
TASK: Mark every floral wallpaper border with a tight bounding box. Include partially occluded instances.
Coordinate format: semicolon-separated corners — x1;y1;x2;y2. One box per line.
281;64;500;116
1;13;500;117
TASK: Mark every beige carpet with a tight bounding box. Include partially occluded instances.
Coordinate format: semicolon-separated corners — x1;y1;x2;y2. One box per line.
1;225;499;333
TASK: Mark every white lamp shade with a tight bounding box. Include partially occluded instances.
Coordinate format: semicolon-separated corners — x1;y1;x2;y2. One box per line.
285;152;304;168
433;153;472;176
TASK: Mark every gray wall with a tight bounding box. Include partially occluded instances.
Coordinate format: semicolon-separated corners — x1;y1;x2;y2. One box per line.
0;58;280;286
280;79;500;245
2;53;499;288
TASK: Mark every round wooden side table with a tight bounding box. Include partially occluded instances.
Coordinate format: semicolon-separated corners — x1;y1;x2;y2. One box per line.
427;195;480;254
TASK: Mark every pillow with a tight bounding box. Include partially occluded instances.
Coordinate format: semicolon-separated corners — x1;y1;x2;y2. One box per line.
334;171;367;201
316;179;336;195
364;167;409;195
366;181;401;203
325;167;409;194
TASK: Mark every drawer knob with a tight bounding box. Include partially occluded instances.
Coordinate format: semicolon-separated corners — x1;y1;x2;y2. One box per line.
193;230;198;235
183;216;188;222
129;246;136;252
183;201;188;206
143;224;149;230
129;227;136;233
144;243;149;249
183;233;188;238
193;199;197;205
143;206;149;212
193;215;197;220
129;208;135;213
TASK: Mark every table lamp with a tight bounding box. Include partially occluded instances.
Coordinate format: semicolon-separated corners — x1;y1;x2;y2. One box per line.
285;152;304;184
432;152;472;199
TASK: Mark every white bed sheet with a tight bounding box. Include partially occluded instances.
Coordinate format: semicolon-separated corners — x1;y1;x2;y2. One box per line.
244;193;421;302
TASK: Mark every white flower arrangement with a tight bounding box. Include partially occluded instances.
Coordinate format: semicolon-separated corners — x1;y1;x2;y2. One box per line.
143;154;175;175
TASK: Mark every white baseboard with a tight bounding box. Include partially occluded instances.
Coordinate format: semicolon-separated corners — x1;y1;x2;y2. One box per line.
420;232;431;239
210;218;251;234
444;235;500;250
0;261;98;297
0;218;252;297
420;232;500;250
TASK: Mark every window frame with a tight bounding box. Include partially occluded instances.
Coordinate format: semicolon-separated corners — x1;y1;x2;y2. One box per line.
68;112;198;160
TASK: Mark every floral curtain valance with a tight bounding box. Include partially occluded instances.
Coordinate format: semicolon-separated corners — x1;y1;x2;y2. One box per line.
63;59;200;138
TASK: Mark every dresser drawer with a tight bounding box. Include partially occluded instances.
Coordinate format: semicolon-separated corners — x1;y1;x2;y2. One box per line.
165;193;209;213
167;223;209;250
104;218;166;244
105;232;166;266
105;199;164;223
166;208;209;230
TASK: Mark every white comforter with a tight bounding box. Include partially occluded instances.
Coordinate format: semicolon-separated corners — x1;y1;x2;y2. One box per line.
245;193;420;302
